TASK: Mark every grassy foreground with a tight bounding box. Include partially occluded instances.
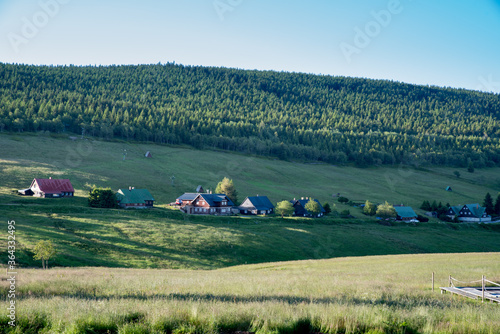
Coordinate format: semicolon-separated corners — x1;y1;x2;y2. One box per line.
2;253;500;333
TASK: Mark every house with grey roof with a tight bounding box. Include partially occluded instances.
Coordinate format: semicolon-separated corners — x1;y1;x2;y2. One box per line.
445;204;491;222
238;196;274;215
176;192;234;215
116;187;155;209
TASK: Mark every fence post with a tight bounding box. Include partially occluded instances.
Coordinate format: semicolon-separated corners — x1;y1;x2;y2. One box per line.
482;275;485;303
432;272;435;292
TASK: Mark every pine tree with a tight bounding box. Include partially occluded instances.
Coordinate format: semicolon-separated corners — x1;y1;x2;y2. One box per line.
494;193;500;215
483;192;494;215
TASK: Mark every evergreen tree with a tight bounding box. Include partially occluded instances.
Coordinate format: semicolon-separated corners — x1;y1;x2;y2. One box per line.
494;193;500;215
483;192;494;215
467;160;475;173
323;202;331;215
420;200;431;211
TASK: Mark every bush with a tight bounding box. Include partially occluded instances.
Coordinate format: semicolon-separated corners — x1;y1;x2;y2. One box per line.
417;215;429;222
340;210;351;218
338;196;349;204
88;187;117;208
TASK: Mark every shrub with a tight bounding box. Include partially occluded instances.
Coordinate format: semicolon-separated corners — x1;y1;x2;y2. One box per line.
338;196;349;204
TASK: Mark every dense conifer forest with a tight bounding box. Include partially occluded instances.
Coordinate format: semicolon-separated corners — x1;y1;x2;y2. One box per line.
1;62;499;166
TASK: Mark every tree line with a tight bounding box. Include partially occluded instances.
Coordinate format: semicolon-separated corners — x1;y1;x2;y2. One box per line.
1;62;500;167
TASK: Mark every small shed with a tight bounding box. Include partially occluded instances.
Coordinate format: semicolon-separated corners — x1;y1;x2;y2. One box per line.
145;151;152;158
446;186;452;192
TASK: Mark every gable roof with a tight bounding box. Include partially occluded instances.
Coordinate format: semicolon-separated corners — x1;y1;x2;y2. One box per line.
240;196;274;211
196;193;234;207
394;206;417;218
447;204;488;218
32;178;74;194
448;206;461;215
117;189;154;204
177;193;200;201
463;204;486;218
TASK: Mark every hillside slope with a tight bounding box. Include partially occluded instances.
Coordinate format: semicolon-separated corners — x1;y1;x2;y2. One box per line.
1;62;500;166
1;134;500;269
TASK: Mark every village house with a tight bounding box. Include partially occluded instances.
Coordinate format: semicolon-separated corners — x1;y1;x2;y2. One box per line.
116;187;155;209
393;206;418;222
238;195;274;215
291;197;326;218
19;178;74;198
176;192;234;215
445;204;491;222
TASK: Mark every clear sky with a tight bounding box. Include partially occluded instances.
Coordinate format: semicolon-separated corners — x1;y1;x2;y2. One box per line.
1;0;499;93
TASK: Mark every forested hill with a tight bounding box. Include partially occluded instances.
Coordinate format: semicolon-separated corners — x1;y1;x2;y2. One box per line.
1;62;500;167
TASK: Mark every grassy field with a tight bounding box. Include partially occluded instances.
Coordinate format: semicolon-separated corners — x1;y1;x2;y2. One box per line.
1;133;500;269
1;253;500;333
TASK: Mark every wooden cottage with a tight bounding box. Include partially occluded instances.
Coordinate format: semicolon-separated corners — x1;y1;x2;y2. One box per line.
446;204;491;222
176;193;233;215
22;178;75;198
394;206;418;221
116;188;155;209
238;196;274;215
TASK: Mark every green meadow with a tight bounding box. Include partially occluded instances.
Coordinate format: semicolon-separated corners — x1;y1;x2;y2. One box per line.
1;133;500;269
1;253;499;333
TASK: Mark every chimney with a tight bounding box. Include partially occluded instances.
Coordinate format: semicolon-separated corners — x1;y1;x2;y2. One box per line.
129;186;132;191
301;197;304;200
49;177;52;179
293;198;296;201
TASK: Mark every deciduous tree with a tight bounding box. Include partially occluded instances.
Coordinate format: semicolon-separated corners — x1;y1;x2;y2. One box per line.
215;177;238;204
276;201;294;218
33;240;56;269
305;199;321;217
376;201;397;218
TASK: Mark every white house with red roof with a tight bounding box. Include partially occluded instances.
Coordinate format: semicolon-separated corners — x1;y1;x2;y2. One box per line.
23;178;75;198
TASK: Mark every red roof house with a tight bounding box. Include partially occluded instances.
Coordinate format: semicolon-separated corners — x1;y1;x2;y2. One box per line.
29;178;75;198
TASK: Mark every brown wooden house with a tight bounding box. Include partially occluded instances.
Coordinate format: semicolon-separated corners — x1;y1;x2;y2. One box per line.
176;193;234;215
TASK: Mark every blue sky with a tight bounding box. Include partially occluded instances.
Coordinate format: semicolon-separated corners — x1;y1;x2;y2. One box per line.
1;0;499;93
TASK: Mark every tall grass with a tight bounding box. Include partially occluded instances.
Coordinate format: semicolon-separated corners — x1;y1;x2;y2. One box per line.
1;253;499;333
